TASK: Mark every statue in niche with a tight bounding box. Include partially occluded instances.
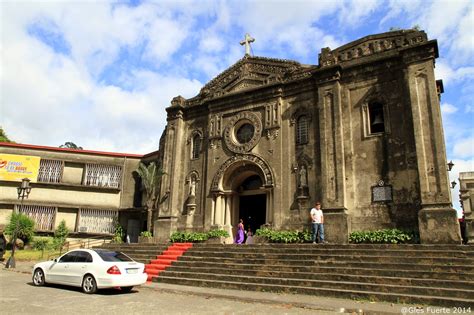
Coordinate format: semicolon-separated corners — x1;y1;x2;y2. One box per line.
299;165;308;187
189;178;196;196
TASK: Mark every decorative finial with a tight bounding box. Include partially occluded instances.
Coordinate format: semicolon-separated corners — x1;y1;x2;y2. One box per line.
240;33;255;56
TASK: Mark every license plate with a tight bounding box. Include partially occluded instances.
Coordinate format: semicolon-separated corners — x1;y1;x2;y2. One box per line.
126;269;138;274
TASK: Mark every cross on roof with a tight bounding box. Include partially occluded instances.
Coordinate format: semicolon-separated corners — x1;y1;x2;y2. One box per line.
240;33;255;56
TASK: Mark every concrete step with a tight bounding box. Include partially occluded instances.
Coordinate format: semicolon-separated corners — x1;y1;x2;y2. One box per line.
183;250;474;264
153;275;473;307
158;270;473;299
167;261;471;281
177;255;474;273
165;265;474;289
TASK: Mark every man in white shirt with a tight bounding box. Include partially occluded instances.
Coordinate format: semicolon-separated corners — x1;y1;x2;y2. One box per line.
310;201;324;244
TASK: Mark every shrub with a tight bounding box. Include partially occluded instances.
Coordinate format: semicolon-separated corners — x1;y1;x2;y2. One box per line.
255;228;311;243
5;212;35;244
32;237;51;251
52;220;69;251
349;229;418;244
170;229;230;243
140;231;153;238
112;224;124;243
207;229;229;239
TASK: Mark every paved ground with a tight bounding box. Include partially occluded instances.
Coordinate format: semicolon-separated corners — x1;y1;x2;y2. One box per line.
0;260;460;315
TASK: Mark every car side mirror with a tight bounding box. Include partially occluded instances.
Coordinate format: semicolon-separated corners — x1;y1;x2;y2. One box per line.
53;258;57;262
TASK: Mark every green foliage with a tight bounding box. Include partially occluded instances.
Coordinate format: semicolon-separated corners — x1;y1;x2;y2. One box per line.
0;126;14;143
59;142;83;149
170;229;229;243
349;229;418;244
206;229;230;238
32;236;52;258
52;220;69;250
32;237;52;251
255;228;311;243
140;231;153;237
5;212;35;244
112;224;124;243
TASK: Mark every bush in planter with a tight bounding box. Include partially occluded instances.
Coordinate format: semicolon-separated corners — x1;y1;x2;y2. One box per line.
255;228;311;243
207;229;229;239
140;231;153;238
170;231;208;243
349;229;418;244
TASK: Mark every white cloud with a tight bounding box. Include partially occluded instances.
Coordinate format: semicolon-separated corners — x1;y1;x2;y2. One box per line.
453;137;474;159
441;103;458;114
435;59;474;85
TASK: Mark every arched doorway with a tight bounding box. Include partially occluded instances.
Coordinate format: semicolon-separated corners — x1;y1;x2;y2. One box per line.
237;175;266;233
210;155;274;236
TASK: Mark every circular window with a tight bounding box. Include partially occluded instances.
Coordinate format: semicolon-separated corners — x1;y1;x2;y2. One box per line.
235;124;255;144
224;111;262;153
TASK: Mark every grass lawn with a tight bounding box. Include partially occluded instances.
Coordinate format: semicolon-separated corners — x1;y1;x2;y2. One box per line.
3;249;63;261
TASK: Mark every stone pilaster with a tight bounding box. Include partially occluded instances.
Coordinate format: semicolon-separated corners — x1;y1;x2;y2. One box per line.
404;53;461;244
317;76;349;243
154;100;186;242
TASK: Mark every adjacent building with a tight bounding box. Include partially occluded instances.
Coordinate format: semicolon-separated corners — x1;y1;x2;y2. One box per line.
459;172;474;243
0;142;149;243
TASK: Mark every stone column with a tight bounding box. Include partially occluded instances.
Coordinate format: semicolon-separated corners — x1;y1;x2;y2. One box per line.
154;101;186;242
404;51;461;243
318;76;349;244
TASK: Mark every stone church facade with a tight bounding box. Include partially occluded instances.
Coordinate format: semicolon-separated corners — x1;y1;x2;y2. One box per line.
154;29;461;244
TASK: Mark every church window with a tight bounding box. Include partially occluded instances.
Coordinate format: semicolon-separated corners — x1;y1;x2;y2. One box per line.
296;115;308;144
236;123;255;144
19;204;56;231
78;208;117;234
192;134;201;159
368;102;385;134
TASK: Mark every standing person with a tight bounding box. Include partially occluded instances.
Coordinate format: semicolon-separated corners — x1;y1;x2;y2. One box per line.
310;202;324;244
245;227;254;244
235;219;245;244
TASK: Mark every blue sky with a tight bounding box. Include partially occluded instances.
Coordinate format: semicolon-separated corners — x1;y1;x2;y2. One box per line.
1;0;473;211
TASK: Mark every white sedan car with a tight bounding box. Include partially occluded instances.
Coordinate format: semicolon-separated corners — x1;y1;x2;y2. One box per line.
32;249;147;294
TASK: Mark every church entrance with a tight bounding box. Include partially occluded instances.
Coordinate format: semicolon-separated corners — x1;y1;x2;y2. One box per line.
239;194;266;233
236;175;267;233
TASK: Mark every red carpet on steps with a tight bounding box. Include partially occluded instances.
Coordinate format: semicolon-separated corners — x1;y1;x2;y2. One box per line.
145;243;193;282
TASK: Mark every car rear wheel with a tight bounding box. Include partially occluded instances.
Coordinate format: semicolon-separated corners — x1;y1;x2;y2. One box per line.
82;274;97;294
32;268;45;286
121;286;133;293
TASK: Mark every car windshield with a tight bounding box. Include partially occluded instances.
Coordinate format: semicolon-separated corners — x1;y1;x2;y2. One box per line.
94;250;133;262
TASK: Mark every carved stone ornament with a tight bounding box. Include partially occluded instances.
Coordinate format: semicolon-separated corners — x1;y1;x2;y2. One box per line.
224;111;262;153
211;154;274;191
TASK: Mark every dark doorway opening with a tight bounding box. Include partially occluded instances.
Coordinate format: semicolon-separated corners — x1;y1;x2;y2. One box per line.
239;194;266;234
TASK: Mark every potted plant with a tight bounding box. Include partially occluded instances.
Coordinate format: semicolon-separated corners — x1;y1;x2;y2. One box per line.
138;231;154;244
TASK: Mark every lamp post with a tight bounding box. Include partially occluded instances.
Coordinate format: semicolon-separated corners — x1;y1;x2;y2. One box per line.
5;178;32;269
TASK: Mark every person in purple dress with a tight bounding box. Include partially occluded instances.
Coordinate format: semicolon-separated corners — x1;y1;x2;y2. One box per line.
235;219;245;244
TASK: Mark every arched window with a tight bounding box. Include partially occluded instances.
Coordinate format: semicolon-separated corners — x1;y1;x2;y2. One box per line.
192;134;201;159
296;115;308;144
368;102;385;134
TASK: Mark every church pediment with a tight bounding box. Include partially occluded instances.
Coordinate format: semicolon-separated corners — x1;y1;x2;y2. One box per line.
199;56;308;99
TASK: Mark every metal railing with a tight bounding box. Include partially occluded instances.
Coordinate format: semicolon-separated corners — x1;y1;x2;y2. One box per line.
47;235;112;260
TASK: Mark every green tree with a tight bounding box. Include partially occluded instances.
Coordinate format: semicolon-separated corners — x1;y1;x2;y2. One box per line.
53;220;69;252
0;126;14;143
59;142;83;149
5;212;35;244
136;162;166;232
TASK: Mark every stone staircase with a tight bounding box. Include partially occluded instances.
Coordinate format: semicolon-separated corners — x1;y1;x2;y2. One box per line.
97;243;474;307
156;244;474;307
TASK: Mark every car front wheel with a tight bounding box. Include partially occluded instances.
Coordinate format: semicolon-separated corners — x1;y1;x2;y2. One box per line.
82;274;97;294
32;268;45;286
